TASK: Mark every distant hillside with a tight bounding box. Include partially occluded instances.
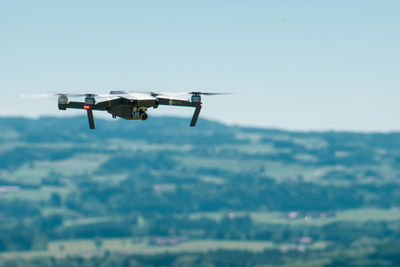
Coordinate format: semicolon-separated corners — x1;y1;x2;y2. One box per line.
1;116;400;258
1;115;400;143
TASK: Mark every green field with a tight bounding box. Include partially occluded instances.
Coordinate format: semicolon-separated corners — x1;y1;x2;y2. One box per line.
0;238;329;259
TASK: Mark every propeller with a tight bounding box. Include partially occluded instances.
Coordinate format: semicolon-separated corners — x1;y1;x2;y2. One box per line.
20;93;116;100
21;93;93;98
20;93;60;99
151;91;233;96
189;92;233;96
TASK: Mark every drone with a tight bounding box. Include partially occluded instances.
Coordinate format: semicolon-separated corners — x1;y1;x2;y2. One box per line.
29;91;227;129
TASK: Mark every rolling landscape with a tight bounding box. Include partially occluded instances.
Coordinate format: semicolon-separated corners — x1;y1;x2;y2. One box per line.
0;116;400;266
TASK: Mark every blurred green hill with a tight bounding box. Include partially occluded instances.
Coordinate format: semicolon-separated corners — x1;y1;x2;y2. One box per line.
0;116;400;266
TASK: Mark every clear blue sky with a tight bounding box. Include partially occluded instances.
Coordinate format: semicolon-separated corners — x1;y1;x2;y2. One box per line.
1;1;399;131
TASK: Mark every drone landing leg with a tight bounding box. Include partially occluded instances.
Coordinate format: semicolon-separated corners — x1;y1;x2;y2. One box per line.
190;105;202;127
87;109;95;129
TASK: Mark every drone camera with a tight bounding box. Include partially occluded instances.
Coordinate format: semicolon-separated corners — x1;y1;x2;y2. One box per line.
140;112;148;121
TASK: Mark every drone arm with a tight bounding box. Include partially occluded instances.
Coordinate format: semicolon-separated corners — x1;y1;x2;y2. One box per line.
62;101;96;129
65;101;85;109
157;98;195;107
87;109;95;129
65;98;124;110
190;105;202;127
156;97;202;127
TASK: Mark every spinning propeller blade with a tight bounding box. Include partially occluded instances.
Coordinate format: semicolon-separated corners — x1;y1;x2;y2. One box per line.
151;91;233;96
189;92;233;96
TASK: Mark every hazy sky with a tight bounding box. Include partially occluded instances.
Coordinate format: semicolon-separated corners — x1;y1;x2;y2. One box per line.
1;1;399;131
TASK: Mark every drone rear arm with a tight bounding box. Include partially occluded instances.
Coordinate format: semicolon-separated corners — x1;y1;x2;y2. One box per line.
63;98;125;111
59;99;124;129
190;105;202;127
156;98;202;127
